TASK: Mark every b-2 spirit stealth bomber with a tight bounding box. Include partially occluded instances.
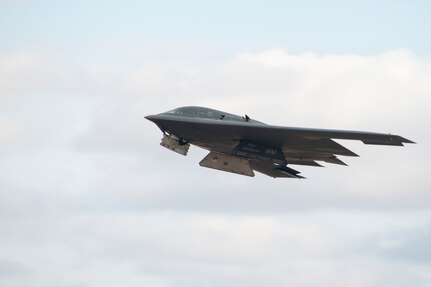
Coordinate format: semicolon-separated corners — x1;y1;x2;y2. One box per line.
145;106;414;178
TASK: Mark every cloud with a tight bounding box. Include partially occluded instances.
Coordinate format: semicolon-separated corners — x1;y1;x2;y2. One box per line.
1;48;429;212
1;209;430;287
0;48;430;287
78;47;430;142
69;48;430;211
0;116;23;144
363;220;431;263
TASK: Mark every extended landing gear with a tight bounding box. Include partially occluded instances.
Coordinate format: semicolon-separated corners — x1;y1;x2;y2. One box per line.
178;138;189;146
160;133;190;156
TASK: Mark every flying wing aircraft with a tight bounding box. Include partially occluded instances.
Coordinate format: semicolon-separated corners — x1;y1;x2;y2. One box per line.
145;106;414;178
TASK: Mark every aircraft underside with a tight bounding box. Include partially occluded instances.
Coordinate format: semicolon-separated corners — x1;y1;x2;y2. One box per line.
159;133;305;178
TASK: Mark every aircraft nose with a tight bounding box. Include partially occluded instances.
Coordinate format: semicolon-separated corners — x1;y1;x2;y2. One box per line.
144;114;159;123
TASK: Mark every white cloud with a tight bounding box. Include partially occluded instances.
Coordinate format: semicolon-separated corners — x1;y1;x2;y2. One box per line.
0;48;430;287
68;48;429;210
0;116;23;144
1;210;430;287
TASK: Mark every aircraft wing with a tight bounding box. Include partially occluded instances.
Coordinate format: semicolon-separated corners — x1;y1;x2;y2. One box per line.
180;119;414;169
247;124;414;167
147;114;414;178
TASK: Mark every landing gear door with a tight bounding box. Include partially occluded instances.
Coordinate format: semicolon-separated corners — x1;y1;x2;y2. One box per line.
160;134;190;156
199;152;255;177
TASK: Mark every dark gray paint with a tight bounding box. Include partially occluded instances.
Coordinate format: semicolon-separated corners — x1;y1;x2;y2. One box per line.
146;106;414;178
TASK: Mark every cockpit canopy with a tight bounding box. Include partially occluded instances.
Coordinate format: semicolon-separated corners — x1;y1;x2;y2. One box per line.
164;106;262;123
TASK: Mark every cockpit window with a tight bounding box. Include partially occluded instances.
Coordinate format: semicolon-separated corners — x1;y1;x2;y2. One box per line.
163;106;261;123
179;107;197;117
198;109;218;119
165;107;197;117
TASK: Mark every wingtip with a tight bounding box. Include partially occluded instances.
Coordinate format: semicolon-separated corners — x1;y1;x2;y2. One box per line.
402;138;416;144
394;135;416;145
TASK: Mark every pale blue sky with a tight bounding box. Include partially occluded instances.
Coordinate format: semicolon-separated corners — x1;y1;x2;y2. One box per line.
1;0;430;62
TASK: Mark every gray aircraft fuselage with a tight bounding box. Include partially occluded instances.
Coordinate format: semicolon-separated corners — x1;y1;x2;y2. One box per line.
145;106;414;178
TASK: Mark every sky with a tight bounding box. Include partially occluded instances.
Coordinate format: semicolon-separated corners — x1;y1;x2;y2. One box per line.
0;1;430;286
